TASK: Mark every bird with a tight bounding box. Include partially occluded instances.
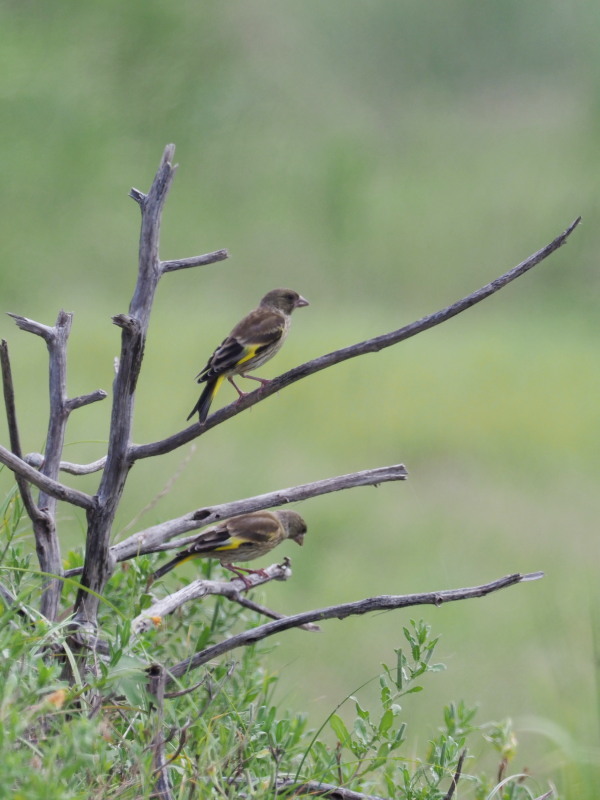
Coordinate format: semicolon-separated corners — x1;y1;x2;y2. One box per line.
151;510;307;584
187;288;309;423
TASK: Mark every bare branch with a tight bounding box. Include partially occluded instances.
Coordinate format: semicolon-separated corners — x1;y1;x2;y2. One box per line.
160;249;229;274
232;594;321;632
147;664;174;800
132;561;292;634
0;340;44;522
442;749;467;800
6;312;55;341
65;389;107;411
130;217;581;461
75;144;203;628
111;463;408;564
0;445;95;509
165;572;543;681
25;452;107;476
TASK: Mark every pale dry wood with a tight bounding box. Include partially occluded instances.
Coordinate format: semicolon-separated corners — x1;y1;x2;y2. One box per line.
24;452;107;476
129;216;581;462
74;144;178;628
132;561;293;634
160;249;229;273
111;463;408;564
165;572;543;681
0;444;95;508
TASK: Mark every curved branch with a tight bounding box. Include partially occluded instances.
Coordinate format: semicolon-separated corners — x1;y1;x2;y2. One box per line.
111;463;408;564
24;453;107;476
165;572;544;681
130;217;581;461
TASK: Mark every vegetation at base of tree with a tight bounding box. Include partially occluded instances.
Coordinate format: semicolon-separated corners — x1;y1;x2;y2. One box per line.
0;489;549;799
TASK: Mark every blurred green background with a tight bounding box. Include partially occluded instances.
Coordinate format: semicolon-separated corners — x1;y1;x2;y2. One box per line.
1;0;599;794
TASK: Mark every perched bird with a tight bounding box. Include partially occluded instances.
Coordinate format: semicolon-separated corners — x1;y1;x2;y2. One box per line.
187;288;309;423
151;509;307;583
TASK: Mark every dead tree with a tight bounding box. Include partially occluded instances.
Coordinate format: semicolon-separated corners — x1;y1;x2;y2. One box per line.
0;144;578;794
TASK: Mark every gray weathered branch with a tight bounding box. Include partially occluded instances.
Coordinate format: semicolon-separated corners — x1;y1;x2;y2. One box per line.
0;340;44;522
0;444;95;508
129;217;581;461
66;389;107;411
133;561;292;634
165;572;543;682
24;452;107;476
160;249;229;274
111;463;408;564
74;144;179;628
8;310;75;618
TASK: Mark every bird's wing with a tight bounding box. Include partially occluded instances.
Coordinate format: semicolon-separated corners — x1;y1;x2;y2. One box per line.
196;310;286;381
225;511;282;544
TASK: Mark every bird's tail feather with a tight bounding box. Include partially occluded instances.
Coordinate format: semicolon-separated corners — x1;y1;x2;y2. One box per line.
152;550;197;580
187;375;224;422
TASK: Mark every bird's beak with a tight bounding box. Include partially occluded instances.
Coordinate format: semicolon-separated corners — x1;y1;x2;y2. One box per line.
295;534;305;546
296;295;309;308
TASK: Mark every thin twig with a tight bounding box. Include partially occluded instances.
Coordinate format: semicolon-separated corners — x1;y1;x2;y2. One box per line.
24;453;107;476
160;249;229;273
164;572;543;682
65;389;107;411
111;463;407;564
130;217;581;462
232;594;320;632
147;664;174;800
443;749;467;800
0;444;95;509
132;561;293;634
0;340;44;522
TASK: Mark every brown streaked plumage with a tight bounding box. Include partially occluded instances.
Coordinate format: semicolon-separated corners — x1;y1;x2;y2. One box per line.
151;510;307;583
187;288;309;423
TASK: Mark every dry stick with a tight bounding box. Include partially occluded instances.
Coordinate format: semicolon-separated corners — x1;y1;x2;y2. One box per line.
165;572;543;682
132;561;293;634
160;249;229;274
147;664;174;800
0;445;95;508
442;748;467;800
24;452;107;476
232;594;321;632
111;463;408;564
0;341;44;522
4;311;105;618
73;144;229;629
73;145;177;628
130;216;581;462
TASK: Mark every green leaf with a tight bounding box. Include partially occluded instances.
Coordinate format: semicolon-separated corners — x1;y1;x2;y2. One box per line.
330;714;351;747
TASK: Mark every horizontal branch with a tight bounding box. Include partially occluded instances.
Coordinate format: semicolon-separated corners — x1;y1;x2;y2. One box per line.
6;312;56;342
24;452;107;476
133;561;292;634
129;217;581;461
0;444;95;509
160;249;229;274
165;572;543;681
111;463;408;564
66;389;107;411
